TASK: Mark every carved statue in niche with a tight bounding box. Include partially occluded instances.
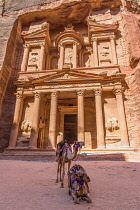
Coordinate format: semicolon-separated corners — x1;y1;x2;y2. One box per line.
38;117;45;149
65;50;72;63
106;117;119;132
29;52;38;64
100;47;109;57
20;120;32;138
110;69;120;76
84;53;91;67
98;41;111;65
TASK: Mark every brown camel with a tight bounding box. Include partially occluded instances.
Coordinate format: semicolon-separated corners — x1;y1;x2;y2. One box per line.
56;140;84;188
68;164;92;204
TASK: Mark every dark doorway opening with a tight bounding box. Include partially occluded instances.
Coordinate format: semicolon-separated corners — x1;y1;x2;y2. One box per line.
64;114;77;144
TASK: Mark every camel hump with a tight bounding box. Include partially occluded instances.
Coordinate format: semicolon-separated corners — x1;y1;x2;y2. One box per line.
57;141;65;149
56;140;71;156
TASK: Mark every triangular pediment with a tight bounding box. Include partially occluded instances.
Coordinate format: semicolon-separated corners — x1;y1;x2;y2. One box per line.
31;70;104;84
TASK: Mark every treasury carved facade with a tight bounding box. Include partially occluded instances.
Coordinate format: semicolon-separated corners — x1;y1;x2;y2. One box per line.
0;0;140;152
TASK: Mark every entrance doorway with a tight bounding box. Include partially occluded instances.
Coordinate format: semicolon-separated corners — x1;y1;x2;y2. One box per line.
64;114;77;144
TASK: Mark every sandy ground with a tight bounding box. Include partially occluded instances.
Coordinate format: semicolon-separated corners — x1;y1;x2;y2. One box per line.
0;160;140;210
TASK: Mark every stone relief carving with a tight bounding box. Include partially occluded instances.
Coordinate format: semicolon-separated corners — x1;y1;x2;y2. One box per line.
38;117;45;149
98;41;112;65
106;117;119;132
85;59;90;67
21;120;32;138
110;69;120;76
100;47;109;57
29;52;38;64
98;71;108;76
84;53;91;67
65;50;72;63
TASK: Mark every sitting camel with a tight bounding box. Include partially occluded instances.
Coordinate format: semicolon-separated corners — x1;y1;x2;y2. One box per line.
68;164;92;204
56;140;84;188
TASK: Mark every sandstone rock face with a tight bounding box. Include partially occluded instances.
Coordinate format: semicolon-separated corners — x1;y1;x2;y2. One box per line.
0;0;140;151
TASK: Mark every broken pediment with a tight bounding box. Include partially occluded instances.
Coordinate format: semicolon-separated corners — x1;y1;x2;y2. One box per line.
87;17;118;32
21;22;51;47
87;17;118;40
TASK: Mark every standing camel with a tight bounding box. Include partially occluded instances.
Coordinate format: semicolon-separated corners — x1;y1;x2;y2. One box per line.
56;140;84;188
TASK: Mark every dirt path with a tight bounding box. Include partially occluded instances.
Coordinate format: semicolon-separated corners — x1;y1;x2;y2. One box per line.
0;160;140;210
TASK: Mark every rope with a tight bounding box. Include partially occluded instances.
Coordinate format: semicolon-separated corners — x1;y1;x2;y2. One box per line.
74;146;81;162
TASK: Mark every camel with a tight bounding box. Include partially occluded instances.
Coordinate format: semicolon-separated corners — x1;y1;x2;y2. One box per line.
68;164;92;204
56;140;84;188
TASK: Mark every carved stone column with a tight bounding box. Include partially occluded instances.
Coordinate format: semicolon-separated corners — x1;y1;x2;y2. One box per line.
39;43;45;70
59;111;64;143
114;88;129;148
9;92;23;148
92;37;98;66
77;90;85;142
48;92;58;149
94;88;105;148
46;53;50;70
110;35;118;65
21;44;30;72
59;44;64;69
29;92;41;148
73;42;77;68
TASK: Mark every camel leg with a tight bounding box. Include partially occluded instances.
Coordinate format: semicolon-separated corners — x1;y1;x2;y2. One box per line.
61;161;65;188
60;162;62;182
56;160;60;183
68;160;71;172
71;191;80;204
68;160;71;187
82;195;92;203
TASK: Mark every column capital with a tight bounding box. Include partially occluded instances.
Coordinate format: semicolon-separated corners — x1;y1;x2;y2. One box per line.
109;35;115;40
34;92;41;99
40;43;45;47
94;88;102;96
77;90;84;96
23;44;30;49
113;87;123;95
91;37;98;42
73;41;78;46
51;92;58;97
58;42;64;48
16;92;23;99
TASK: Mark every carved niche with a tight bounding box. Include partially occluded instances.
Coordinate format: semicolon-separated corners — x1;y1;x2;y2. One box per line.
28;48;40;71
106;117;119;132
20;120;32;138
50;56;58;69
98;41;112;65
83;53;91;67
105;117;120;143
55;25;84;69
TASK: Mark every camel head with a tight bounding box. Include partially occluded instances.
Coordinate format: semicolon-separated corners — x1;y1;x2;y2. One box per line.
73;141;84;151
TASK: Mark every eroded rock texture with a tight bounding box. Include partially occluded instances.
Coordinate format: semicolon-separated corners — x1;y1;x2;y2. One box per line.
0;0;140;151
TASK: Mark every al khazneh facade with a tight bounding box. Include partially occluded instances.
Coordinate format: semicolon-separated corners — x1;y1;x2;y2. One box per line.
0;0;140;151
